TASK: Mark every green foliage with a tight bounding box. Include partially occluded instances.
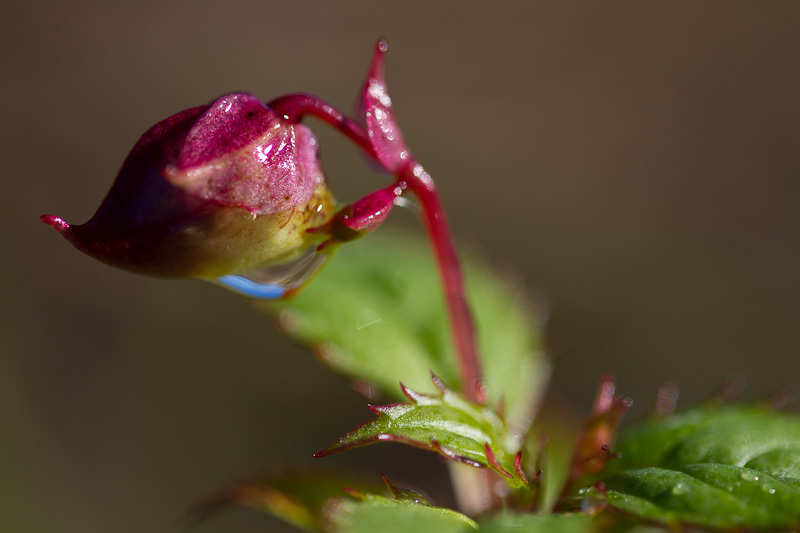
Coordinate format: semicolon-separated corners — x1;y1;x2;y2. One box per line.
594;405;800;530
316;376;530;487
257;230;800;532
524;399;581;511
197;469;478;532
328;493;478;533
478;512;596;533
608;405;800;474
194;470;385;531
266;232;549;439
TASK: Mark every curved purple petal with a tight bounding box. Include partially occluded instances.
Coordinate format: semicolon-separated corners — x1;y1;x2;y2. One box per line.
362;40;412;173
166;93;325;216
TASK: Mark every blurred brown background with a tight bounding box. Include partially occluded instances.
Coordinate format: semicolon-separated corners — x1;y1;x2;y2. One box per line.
3;2;799;531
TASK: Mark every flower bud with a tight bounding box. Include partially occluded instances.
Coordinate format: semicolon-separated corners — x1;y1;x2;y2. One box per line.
41;92;335;279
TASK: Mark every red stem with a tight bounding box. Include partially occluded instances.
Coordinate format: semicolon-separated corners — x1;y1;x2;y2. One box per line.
268;94;374;156
270;94;485;404
398;162;485;403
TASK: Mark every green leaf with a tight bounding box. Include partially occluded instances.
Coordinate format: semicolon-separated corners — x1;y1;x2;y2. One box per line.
595;405;800;530
524;396;582;511
193;469;384;531
316;376;531;487
327;494;477;533
478;512;596;533
379;473;433;505
265;231;549;440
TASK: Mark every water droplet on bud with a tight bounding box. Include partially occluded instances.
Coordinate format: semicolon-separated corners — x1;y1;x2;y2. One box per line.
216;246;330;299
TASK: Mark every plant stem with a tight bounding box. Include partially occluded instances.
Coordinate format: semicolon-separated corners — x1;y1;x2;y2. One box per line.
271;94;485;404
449;462;499;515
398;162;485;404
268;94;374;156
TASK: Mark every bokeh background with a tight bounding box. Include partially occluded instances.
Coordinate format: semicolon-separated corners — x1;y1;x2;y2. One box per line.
3;2;799;531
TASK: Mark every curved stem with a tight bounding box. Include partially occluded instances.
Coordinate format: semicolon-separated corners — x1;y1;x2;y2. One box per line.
268;94;374;157
398;162;485;404
272;94;485;404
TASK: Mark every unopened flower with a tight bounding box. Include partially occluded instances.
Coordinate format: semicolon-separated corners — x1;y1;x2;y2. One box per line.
42;92;335;284
41;41;440;301
43;41;484;405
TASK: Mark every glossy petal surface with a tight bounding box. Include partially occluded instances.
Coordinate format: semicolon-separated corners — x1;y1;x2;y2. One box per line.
362;41;411;173
167;93;324;216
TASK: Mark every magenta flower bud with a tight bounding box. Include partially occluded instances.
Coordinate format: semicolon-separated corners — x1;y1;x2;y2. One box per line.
41;92;335;280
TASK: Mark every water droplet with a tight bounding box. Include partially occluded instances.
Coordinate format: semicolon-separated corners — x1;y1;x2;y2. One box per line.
671;483;687;495
740;471;761;482
215;246;329;299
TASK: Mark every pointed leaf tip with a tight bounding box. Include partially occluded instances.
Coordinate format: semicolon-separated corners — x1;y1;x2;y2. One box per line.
380;473;431;505
367;403;398;416
513;451;531;485
315;377;534;487
484;443;512;478
400;382;427;403
430;372;446;394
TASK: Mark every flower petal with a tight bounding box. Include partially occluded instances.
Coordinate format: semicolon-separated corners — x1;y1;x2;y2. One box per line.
165;93;325;216
362;40;411;173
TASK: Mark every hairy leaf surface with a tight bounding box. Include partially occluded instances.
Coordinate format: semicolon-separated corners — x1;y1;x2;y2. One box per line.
595;405;800;530
328;494;478;532
316;378;530;487
266;231;549;439
478;512;596;533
